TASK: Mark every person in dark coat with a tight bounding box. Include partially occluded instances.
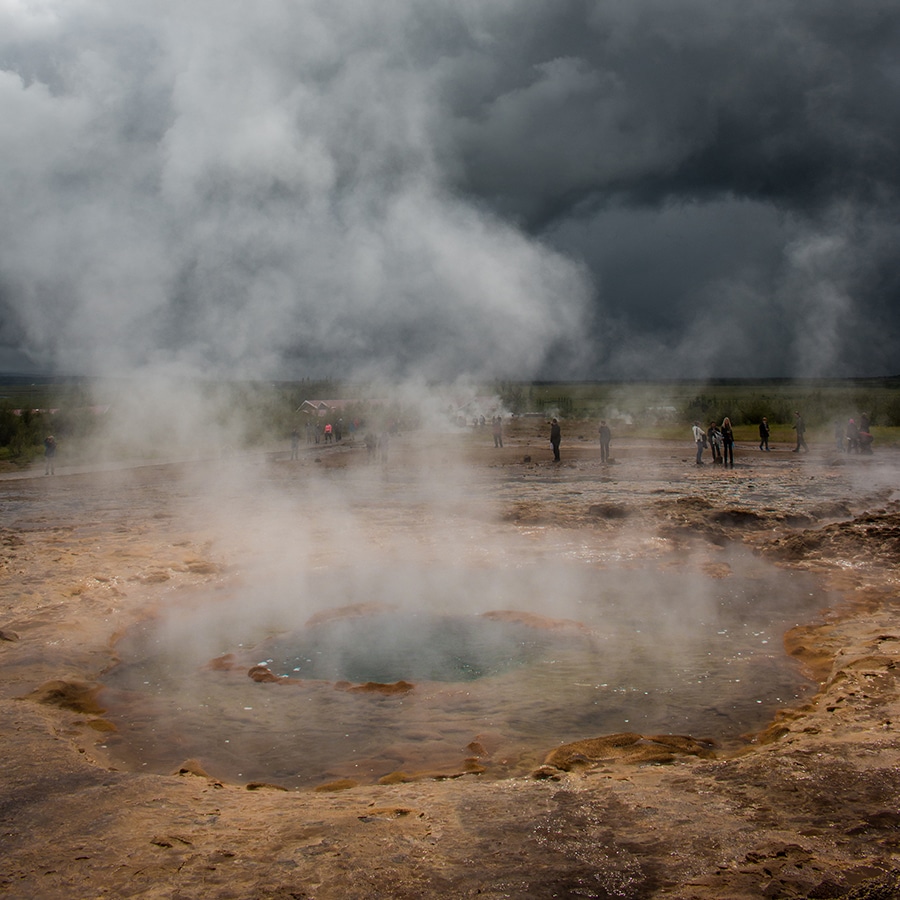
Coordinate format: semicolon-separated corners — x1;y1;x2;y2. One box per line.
550;418;561;462
707;421;722;464
720;417;735;468
598;420;611;463
758;417;770;451
43;435;57;475
792;412;808;452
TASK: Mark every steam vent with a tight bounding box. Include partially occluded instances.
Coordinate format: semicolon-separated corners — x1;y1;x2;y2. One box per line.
100;555;824;788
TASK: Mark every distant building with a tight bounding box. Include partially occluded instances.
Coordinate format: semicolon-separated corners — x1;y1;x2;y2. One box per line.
297;400;333;416
297;399;383;416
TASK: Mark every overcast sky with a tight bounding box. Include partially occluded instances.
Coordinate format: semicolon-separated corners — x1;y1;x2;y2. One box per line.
1;0;898;381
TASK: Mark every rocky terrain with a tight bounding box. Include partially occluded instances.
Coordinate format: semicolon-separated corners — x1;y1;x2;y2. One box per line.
1;425;899;899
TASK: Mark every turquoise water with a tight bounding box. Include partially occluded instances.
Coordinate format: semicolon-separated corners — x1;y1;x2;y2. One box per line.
100;552;828;788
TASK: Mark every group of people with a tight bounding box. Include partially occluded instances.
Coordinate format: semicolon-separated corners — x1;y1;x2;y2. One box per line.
765;410;810;454
692;419;735;467
544;418;612;463
788;410;874;455
693;409;875;464
546;409;856;467
289;409;877;468
835;414;874;454
299;418;347;447
696;412;806;465
290;417;402;462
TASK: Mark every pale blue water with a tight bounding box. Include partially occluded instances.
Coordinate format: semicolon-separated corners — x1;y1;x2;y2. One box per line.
100;551;828;788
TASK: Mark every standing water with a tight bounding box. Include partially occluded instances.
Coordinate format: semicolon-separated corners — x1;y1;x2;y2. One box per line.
100;549;828;787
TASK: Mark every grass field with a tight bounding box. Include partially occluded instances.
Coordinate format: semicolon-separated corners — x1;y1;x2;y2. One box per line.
1;376;898;468
502;377;900;425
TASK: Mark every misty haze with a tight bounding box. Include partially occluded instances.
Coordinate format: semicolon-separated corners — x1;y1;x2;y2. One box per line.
3;0;900;896
1;1;898;382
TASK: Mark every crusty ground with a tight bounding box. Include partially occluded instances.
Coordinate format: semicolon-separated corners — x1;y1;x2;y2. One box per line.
2;424;900;899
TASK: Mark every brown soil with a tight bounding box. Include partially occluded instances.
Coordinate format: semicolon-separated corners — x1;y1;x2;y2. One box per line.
2;426;900;899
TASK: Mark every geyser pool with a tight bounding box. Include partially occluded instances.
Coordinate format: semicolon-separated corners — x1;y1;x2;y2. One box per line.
99;552;829;787
251;610;590;683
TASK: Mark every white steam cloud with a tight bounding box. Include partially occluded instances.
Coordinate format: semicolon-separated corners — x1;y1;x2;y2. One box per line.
2;0;898;380
0;1;592;382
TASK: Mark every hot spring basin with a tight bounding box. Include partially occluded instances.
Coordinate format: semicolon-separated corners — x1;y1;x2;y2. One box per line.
242;608;591;684
99;552;829;787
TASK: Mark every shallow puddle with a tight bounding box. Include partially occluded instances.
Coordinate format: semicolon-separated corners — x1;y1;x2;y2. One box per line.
100;548;829;787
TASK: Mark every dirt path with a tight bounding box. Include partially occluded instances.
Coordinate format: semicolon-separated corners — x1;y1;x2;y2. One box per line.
2;432;900;898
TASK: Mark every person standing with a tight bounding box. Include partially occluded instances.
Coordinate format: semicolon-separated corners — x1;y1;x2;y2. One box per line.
707;421;722;464
846;418;859;453
720;417;735;468
859;413;873;454
290;428;300;460
758;417;770;451
43;434;57;475
550;418;561;462
492;416;503;448
792;411;808;452
834;419;845;452
598;420;611;463
692;421;705;465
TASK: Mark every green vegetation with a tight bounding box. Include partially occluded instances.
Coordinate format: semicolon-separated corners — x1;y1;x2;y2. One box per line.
495;378;900;430
1;375;897;468
0;378;96;466
0;375;423;468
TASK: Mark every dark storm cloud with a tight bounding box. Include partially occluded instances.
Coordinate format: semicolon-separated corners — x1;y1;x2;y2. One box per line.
438;0;900;376
447;1;900;217
0;0;897;379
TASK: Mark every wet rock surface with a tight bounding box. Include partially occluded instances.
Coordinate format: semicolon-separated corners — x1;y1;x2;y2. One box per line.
1;431;899;898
